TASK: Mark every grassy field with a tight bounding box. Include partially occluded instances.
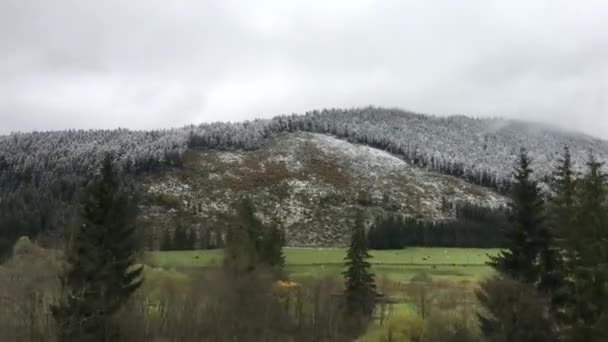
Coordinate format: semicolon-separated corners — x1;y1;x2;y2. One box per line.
144;247;499;283
142;247;498;340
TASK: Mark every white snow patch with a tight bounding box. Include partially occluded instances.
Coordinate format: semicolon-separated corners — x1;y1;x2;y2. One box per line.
308;133;409;176
218;153;244;164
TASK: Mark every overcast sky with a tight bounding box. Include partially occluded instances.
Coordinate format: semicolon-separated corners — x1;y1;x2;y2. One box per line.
1;0;607;138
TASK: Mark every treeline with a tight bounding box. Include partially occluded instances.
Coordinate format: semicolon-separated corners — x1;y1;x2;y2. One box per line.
159;225;198;251
368;203;509;249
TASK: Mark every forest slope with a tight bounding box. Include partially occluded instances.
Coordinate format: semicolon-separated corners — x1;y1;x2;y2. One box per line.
1;107;607;248
139;132;507;246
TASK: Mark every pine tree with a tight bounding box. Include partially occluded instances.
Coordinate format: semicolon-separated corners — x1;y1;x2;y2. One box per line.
160;229;173;251
490;149;543;284
550;146;579;241
224;199;285;275
568;154;608;340
173;224;188;251
259;221;285;270
490;148;553;285
576;154;608;267
343;211;376;321
51;155;143;342
185;228;196;250
548;146;579;323
224;199;263;273
483;149;563;339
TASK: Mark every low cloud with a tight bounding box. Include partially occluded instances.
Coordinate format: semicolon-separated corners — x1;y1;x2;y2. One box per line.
1;0;606;138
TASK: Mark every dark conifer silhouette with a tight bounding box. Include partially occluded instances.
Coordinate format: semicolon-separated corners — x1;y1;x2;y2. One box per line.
52;155;143;342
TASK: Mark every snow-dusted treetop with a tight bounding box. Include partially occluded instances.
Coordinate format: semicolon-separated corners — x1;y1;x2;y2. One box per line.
1;107;607;195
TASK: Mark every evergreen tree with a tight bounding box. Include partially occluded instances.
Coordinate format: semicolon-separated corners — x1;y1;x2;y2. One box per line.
51;155;143;342
568;154;608;340
202;227;213;249
224;200;262;273
483;149;562;340
343;211;376;321
173;224;188;250
548;146;579;324
550;146;578;241
489;148;559;288
224;199;285;275
259;221;285;270
160;229;173;251
185;228;196;250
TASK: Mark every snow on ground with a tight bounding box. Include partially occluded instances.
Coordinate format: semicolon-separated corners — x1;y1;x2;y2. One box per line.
307;133;409;176
217;153;243;164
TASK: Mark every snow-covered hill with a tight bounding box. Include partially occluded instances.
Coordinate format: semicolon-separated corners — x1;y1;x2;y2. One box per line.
2;107;606;196
3;107;606;246
264;109;608;189
139;132;507;246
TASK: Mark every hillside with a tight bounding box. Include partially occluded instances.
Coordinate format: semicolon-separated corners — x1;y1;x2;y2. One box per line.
2;108;607;193
1;107;607;248
263;109;608;189
139;132;507;246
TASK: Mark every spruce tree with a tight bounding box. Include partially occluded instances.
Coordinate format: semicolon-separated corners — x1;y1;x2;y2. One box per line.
185;228;196;250
173;224;188;250
224;199;285;275
576;154;608;267
259;221;285;270
477;149;563;339
52;155;143;342
490;148;554;285
484;149;563;337
568;154;608;340
550;146;578;242
548;146;579;323
549;146;578;263
160;229;173;251
224;200;262;273
343;211;376;320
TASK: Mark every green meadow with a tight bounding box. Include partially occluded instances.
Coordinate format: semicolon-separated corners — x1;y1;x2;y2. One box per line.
141;247;501;340
144;247;499;283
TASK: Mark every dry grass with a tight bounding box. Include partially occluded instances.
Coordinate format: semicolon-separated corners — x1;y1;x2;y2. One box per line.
225;153;291;191
300;142;352;188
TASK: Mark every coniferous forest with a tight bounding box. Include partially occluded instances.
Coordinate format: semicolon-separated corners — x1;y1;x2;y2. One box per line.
367;203;509;249
1;112;608;341
2;108;608;258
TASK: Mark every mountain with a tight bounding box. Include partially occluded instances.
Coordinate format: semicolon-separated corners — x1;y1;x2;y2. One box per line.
262;109;608;190
2;108;606;194
1;107;607;247
139;132;507;246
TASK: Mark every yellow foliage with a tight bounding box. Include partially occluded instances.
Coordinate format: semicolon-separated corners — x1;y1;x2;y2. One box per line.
365;312;425;342
274;280;300;291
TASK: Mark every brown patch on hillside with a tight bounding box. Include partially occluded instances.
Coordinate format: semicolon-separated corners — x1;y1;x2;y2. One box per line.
225;152;290;191
242;152;265;172
300;142;351;188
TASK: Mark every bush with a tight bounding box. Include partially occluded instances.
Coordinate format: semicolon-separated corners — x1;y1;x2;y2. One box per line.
368;312;425;342
477;275;558;342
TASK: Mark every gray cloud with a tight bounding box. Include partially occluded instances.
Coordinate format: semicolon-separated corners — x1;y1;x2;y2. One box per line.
1;0;607;138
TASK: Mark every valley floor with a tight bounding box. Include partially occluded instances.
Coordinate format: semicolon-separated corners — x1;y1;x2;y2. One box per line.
143;247;499;340
144;247;499;282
